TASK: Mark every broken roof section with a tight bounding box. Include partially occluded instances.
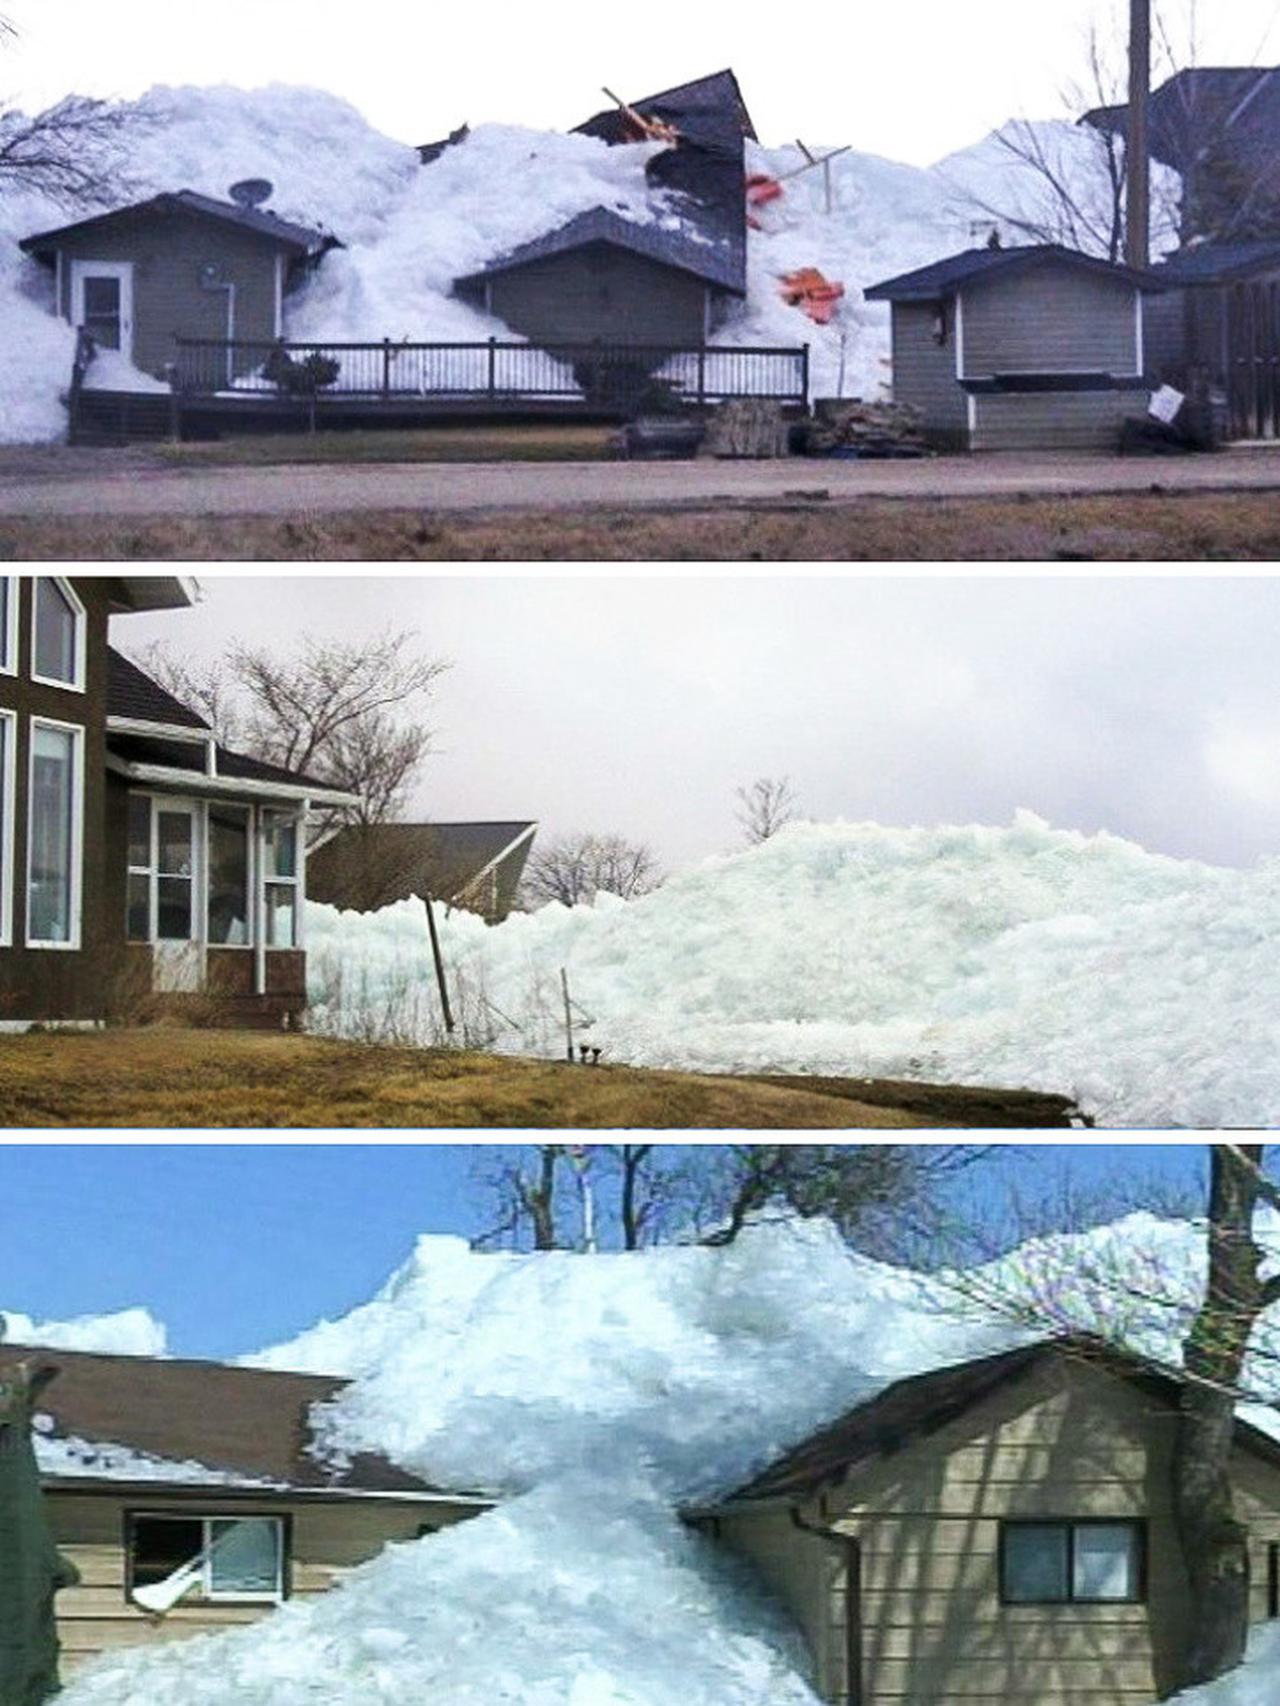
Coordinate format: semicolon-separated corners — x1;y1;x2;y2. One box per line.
20;189;340;262
574;68;757;147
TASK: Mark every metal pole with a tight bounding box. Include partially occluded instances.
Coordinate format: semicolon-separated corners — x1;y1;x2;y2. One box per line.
423;894;454;1035
560;967;574;1063
1127;0;1151;269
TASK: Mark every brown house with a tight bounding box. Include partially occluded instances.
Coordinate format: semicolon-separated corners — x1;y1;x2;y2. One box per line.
0;1343;490;1675
307;820;538;922
0;576;354;1030
696;1338;1280;1705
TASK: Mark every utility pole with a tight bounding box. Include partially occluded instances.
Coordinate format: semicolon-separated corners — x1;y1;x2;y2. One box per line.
1127;0;1151;268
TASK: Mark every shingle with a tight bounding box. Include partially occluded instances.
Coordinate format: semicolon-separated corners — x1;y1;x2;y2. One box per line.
456;205;745;295
20;190;337;260
865;244;1158;302
107;649;210;731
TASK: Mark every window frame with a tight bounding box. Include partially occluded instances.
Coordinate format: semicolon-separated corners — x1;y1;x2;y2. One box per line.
206;799;254;951
29;576;87;694
0;576;17;677
124;1510;291;1609
0;709;15;947
261;808;303;950
998;1518;1147;1607
25;715;84;952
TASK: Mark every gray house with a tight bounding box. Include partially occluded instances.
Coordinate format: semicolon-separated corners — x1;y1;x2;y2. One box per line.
865;246;1156;451
19;191;338;382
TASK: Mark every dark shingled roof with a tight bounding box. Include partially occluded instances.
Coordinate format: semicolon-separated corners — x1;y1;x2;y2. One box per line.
716;1336;1280;1508
308;821;537;920
1152;239;1280;283
865;244;1159;302
1083;67;1280;170
20;190;338;260
107;648;210;732
0;1343;482;1499
456;205;744;295
574;68;757;146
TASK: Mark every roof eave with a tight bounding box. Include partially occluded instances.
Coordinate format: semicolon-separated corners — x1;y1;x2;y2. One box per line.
105;754;358;808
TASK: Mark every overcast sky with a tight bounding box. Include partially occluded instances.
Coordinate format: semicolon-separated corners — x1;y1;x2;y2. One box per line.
5;0;1280;166
111;572;1280;874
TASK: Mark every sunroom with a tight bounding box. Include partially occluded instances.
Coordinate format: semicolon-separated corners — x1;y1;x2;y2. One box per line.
104;651;355;1027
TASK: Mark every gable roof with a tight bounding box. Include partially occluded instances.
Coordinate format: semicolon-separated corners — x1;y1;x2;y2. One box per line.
20;190;338;261
1152;238;1280;283
107;648;210;732
865;244;1158;303
455;204;745;295
713;1336;1280;1509
308;820;537;918
0;1343;486;1501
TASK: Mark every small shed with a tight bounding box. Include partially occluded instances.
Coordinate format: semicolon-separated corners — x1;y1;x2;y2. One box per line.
1144;240;1280;439
19;190;338;381
865;245;1156;451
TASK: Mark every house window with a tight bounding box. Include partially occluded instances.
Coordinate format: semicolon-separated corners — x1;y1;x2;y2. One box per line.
1001;1520;1144;1605
0;710;14;946
27;719;82;949
31;577;85;691
128;1514;286;1608
0;576;16;676
208;804;251;946
262;811;299;948
126;793;153;942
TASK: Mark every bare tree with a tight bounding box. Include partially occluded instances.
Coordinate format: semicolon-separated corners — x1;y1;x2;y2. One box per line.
521;833;662;909
0;95;153;210
472;1145;568;1251
735;776;797;846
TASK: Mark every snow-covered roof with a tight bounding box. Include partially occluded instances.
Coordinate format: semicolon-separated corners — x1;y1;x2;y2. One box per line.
455;204;746;295
865;242;1160;302
20;190;338;261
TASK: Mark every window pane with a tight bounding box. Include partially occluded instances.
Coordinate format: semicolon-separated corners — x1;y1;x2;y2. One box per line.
208;805;250;945
264;816;297;880
157;810;194;877
82;276;122;349
126;872;150;942
209;1519;280;1596
127;794;151;869
34;580;78;684
265;883;296;948
130;1517;204;1590
0;579;9;669
1003;1525;1069;1603
157;876;193;941
28;725;75;943
0;718;7;907
1073;1524;1139;1601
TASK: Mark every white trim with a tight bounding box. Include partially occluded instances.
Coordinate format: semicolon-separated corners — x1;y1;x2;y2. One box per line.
69;259;134;359
954;290;966;381
0;709;15;947
0;575;17;677
261;808;302;951
127;1514;286;1609
106;756;356;808
107;716;210;744
253;802;266;996
30;576;86;694
25;715;84;952
454;822;538;905
273;253;284;339
296;801;309;950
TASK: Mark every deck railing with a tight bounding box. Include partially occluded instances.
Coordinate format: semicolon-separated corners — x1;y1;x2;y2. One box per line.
172;337;810;409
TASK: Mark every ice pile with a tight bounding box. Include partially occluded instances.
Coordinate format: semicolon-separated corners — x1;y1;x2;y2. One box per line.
1165;1628;1280;1706
0;1303;167;1356
307;814;1278;1129
1;79;1177;436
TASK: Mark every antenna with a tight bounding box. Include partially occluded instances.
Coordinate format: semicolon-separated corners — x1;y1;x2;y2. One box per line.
228;178;273;209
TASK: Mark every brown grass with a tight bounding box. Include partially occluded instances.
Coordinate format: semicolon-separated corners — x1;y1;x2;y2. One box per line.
0;1028;948;1130
3;490;1279;562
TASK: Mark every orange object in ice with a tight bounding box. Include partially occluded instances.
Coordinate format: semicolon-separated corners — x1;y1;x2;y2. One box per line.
745;172;783;229
779;267;845;324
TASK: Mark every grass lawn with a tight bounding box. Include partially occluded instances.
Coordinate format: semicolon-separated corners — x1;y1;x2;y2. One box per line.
4;489;1280;561
0;1029;1076;1130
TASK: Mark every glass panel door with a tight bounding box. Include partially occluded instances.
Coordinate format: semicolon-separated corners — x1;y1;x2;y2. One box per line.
81;275;122;349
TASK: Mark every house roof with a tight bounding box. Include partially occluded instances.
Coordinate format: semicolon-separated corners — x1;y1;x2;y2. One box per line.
20;190;338;261
107;648;211;732
455;204;745;295
308;820;537;916
574;68;757;147
864;244;1158;304
1082;67;1280;169
0;1343;484;1501
1152;239;1280;283
108;577;200;615
713;1336;1280;1508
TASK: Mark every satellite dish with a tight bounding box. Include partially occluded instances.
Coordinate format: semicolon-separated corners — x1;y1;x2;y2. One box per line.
229;178;273;209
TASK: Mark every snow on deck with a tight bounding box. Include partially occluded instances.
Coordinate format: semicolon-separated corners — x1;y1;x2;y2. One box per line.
306;814;1278;1129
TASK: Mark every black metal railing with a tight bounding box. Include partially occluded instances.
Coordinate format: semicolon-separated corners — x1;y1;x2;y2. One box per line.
172;337;809;409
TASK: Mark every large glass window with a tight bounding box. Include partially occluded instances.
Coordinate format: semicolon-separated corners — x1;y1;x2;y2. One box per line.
129;1514;285;1608
126;794;152;942
27;721;81;948
156;807;195;941
208;804;251;946
262;811;300;948
0;712;13;945
1001;1520;1143;1605
32;578;84;690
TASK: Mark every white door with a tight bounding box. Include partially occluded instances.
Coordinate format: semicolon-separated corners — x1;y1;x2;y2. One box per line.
69;260;134;359
153;801;203;993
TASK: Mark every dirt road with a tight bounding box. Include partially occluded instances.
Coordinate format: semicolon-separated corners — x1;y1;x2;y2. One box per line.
2;446;1279;519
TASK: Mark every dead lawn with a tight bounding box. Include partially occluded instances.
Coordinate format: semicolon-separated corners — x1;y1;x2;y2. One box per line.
0;1028;1073;1130
3;490;1278;561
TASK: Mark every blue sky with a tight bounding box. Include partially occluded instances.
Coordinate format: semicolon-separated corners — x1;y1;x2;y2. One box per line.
0;1143;1209;1361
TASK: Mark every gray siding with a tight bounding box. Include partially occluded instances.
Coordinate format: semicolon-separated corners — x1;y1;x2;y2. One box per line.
889;301;969;448
1142;290;1190;385
55;210;283;379
971;387;1149;451
483;243;709;347
963;266;1141;376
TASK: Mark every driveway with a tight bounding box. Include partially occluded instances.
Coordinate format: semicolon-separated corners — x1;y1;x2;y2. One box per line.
2;447;1279;518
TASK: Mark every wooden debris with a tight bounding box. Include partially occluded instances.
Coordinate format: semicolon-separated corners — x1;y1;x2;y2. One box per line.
799;397;930;458
701;399;793;459
779;267;845;325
